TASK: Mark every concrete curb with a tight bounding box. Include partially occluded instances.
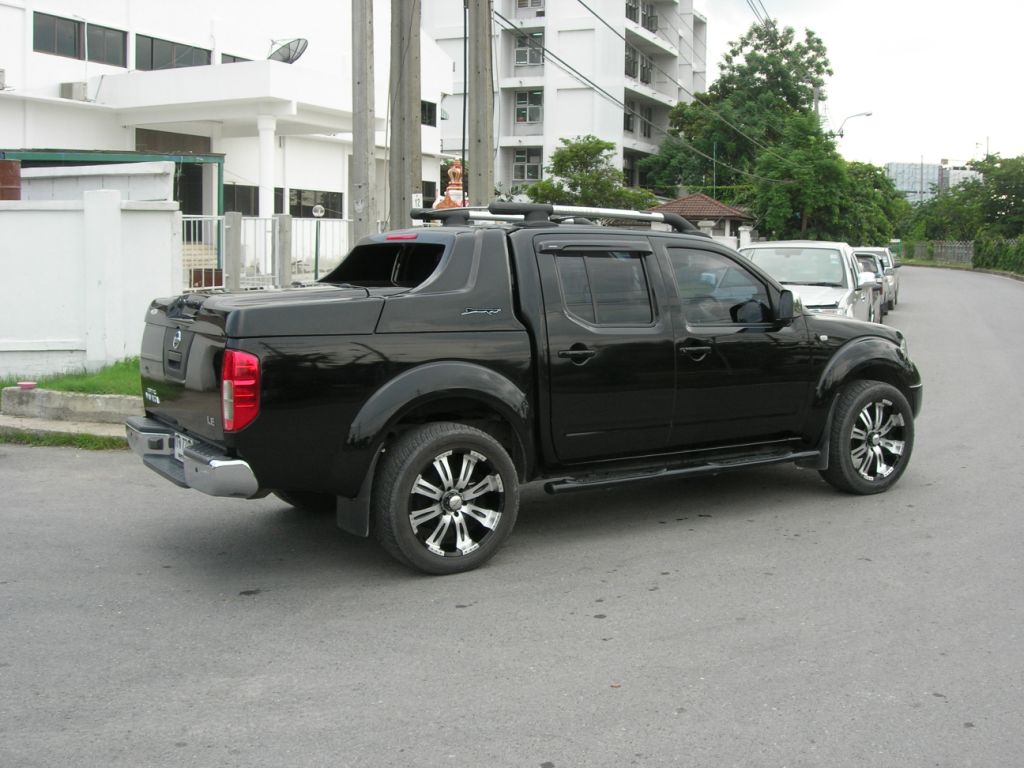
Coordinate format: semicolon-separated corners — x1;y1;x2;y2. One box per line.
0;387;139;442
1;387;143;424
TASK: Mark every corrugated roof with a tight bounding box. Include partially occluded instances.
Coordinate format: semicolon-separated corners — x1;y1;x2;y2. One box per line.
651;192;753;222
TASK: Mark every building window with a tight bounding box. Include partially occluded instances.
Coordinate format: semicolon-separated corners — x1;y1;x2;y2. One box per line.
625;1;640;23
515;31;544;65
421;101;437;127
33;12;82;59
625;45;638;78
517;0;544;7
623;155;636;186
87;24;127;66
513;148;543;181
136;34;211;71
221;53;250;64
641;2;658;32
640;53;653;84
33;13;127;67
275;189;345;219
624;99;636;132
641;105;653;138
422;180;437;208
515;90;543;123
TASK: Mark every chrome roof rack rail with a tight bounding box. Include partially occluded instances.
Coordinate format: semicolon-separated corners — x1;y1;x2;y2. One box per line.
409;203;706;236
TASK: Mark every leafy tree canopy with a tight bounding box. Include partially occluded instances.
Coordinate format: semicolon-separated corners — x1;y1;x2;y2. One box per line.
897;154;1024;241
640;22;832;199
527;135;657;210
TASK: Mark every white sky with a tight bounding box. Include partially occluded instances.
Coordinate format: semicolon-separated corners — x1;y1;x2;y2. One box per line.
696;0;1024;167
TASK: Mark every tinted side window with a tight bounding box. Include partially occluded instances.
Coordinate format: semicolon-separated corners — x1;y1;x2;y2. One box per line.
668;248;771;325
555;251;652;326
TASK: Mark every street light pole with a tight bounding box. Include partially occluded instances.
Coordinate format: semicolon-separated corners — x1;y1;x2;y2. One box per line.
836;111;873;137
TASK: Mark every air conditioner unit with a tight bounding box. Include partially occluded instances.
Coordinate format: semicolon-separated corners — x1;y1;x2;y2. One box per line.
59;81;88;101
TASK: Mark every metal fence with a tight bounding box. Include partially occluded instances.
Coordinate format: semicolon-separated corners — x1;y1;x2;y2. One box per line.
181;215;354;291
904;240;974;264
181;215;225;290
290;218;351;283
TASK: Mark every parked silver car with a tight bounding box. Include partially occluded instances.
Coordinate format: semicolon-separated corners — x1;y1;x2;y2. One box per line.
854;251;888;320
739;240;880;323
856;247;901;311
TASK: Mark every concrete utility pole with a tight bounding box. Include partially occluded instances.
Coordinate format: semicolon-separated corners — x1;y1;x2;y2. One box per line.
467;0;494;205
351;0;377;241
388;0;422;229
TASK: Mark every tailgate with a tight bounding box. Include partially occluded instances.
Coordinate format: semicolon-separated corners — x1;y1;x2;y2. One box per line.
139;293;226;443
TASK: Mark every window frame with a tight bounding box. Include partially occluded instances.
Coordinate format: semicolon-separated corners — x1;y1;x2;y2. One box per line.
512;147;543;181
421;101;437;127
514;89;544;123
33;12;83;60
135;33;211;71
666;246;774;327
514;31;544;65
554;249;655;327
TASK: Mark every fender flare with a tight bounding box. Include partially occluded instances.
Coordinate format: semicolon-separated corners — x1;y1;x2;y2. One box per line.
335;362;532;538
814;336;915;404
347;360;531;450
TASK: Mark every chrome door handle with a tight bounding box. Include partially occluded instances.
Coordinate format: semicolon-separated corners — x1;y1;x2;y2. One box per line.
557;347;596;363
680;344;712;361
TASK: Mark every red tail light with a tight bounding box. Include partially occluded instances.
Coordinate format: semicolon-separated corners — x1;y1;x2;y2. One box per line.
222;349;260;432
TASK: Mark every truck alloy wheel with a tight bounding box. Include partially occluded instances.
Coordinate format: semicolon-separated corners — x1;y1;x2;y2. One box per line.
820;380;915;494
373;423;519;574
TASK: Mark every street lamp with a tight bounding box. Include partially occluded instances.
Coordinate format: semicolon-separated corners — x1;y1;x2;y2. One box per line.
836;111;873;137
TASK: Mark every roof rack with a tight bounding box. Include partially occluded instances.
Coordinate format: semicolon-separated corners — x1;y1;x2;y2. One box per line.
409;202;707;237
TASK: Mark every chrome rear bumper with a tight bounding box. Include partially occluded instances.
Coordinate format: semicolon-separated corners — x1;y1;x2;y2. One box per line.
125;416;263;499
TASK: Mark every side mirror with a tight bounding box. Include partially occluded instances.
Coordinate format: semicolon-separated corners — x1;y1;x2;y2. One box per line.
858;272;876;289
777;289;795;322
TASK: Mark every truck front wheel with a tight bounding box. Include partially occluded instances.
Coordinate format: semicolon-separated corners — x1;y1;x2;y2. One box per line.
373;422;520;574
819;380;915;494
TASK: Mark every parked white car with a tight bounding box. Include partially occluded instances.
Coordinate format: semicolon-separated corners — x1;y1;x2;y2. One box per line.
739;241;880;323
856;247;901;311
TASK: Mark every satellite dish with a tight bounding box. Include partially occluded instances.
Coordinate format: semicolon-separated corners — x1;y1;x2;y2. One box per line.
268;38;308;64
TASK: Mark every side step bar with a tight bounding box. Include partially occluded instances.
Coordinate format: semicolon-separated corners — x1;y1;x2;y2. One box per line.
544;450;822;494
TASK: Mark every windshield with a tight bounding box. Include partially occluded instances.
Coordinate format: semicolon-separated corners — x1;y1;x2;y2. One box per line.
744;247;848;287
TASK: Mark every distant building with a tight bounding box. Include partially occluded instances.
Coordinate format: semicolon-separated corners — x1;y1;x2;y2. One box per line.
886;160;982;204
886;162;941;204
422;0;707;196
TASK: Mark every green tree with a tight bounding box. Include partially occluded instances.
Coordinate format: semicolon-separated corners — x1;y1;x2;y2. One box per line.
527;135;657;209
972;154;1024;238
640;22;832;198
748;111;843;238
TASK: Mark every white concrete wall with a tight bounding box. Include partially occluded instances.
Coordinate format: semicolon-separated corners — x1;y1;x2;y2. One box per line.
21;161;175;202
0;191;181;377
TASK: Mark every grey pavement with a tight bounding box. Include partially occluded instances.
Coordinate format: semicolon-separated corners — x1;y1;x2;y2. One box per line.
2;267;1023;767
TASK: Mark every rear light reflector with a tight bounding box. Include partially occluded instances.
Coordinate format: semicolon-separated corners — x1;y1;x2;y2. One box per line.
222;349;260;432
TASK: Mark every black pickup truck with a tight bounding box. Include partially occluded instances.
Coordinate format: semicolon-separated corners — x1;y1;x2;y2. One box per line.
127;202;922;574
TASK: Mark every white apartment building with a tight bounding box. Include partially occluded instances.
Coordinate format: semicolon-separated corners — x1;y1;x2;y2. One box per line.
423;0;707;195
0;0;453;222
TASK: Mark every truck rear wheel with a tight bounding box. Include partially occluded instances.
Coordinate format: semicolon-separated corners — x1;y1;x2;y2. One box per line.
819;380;914;494
373;422;519;574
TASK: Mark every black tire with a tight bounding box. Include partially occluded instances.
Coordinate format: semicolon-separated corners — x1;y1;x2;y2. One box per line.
373;422;519;574
273;490;336;514
819;380;914;495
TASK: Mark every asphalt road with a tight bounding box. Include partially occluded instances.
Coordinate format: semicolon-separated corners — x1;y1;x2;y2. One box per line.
2;266;1023;768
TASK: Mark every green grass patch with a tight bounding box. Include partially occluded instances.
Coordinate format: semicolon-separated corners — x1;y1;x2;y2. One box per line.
0;429;127;450
899;259;975;271
1;358;141;396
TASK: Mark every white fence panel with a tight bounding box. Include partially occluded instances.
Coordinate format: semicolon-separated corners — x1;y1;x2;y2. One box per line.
239;217;276;289
181;215;224;290
290;218;351;283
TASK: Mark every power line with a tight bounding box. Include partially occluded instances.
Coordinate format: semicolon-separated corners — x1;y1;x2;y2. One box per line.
573;0;800;172
492;10;791;186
